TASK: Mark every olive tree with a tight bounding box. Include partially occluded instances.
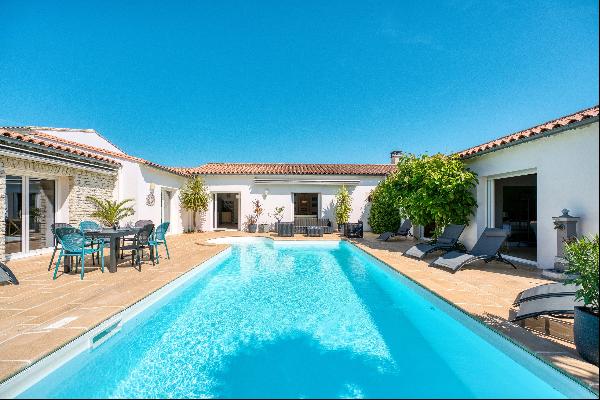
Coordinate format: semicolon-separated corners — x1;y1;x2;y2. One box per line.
179;176;210;231
335;185;352;226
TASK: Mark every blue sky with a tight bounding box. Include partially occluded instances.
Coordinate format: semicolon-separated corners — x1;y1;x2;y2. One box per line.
0;1;598;166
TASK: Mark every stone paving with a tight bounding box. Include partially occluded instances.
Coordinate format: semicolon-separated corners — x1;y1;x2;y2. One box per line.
0;231;598;393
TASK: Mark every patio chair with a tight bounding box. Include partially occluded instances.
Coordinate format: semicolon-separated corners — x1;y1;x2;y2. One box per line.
53;227;105;280
277;222;294;237
344;221;363;238
79;220;106;265
121;219;153;257
0;262;19;285
511;295;584;322
513;282;581;305
430;228;516;272
47;223;73;271
403;224;466;259
120;223;155;270
149;222;170;264
377;219;412;241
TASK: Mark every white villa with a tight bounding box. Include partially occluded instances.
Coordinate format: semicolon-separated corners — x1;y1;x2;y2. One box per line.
1;105;598;270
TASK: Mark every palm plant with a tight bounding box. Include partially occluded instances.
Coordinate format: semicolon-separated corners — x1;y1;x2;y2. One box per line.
179;176;210;231
86;196;135;227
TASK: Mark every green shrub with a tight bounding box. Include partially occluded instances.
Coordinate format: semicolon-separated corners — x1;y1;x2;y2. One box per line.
565;235;599;312
368;174;402;234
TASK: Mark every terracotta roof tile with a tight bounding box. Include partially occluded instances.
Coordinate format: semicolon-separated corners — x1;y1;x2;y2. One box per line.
458;105;599;158
180;163;397;176
0;129;120;166
27;130;188;176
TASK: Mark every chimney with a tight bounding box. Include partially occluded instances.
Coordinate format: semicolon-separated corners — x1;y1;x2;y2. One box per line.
390;150;402;165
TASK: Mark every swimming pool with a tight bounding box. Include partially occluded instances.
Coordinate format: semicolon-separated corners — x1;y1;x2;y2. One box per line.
9;239;596;398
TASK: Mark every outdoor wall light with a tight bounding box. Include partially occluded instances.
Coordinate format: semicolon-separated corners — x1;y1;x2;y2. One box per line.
264;189;270;197
146;183;156;206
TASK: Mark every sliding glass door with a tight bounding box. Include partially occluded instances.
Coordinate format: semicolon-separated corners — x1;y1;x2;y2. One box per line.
4;175;56;256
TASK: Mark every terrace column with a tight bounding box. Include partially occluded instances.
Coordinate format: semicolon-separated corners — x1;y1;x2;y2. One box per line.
552;208;580;272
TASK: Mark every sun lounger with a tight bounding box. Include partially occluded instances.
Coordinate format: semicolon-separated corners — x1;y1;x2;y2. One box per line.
377;219;412;241
511;295;584;321
514;282;581;305
430;228;515;272
0;262;19;285
403;224;465;259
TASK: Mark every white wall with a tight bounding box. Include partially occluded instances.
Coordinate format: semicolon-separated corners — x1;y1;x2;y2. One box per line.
463;122;599;269
37;129;125;154
200;175;384;232
113;160;190;234
34;130;192;234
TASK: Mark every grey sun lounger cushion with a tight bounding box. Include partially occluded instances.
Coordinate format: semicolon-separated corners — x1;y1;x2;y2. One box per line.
404;224;465;259
376;219;412;241
430;228;514;272
511;295;584;321
514;283;581;305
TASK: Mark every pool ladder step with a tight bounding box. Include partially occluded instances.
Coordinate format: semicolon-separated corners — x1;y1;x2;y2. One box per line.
90;320;122;349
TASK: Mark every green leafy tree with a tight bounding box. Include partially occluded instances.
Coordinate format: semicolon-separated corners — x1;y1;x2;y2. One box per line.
395;153;478;237
335;185;352;225
86;196;135;227
367;174;402;233
179;176;210;231
565;235;599;312
368;153;477;237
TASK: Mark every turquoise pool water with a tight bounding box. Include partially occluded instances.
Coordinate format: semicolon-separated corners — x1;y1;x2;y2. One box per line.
19;240;594;398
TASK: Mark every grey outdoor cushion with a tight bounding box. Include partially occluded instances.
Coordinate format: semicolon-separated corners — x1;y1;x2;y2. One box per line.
430;251;474;270
512;295;584;321
404;243;437;259
514;283;581;305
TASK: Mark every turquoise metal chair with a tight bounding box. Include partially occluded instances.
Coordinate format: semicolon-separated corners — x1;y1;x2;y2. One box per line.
79;220;106;264
149;222;170;264
53;227;104;280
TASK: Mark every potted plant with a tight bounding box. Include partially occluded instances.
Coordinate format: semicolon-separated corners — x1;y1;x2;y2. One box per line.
269;206;285;232
246;214;258;233
251;199;264;233
335;185;352;233
179;176;210;232
565;234;599;366
86;196;135;229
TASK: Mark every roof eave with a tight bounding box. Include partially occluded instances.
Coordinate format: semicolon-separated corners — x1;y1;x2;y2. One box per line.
460;116;599;160
0;136;121;173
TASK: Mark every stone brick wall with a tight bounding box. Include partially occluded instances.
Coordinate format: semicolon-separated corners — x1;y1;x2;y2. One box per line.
67;173;116;225
0;155;117;260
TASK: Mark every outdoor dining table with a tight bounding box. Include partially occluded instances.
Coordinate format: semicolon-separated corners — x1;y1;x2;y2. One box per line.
64;227;140;273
